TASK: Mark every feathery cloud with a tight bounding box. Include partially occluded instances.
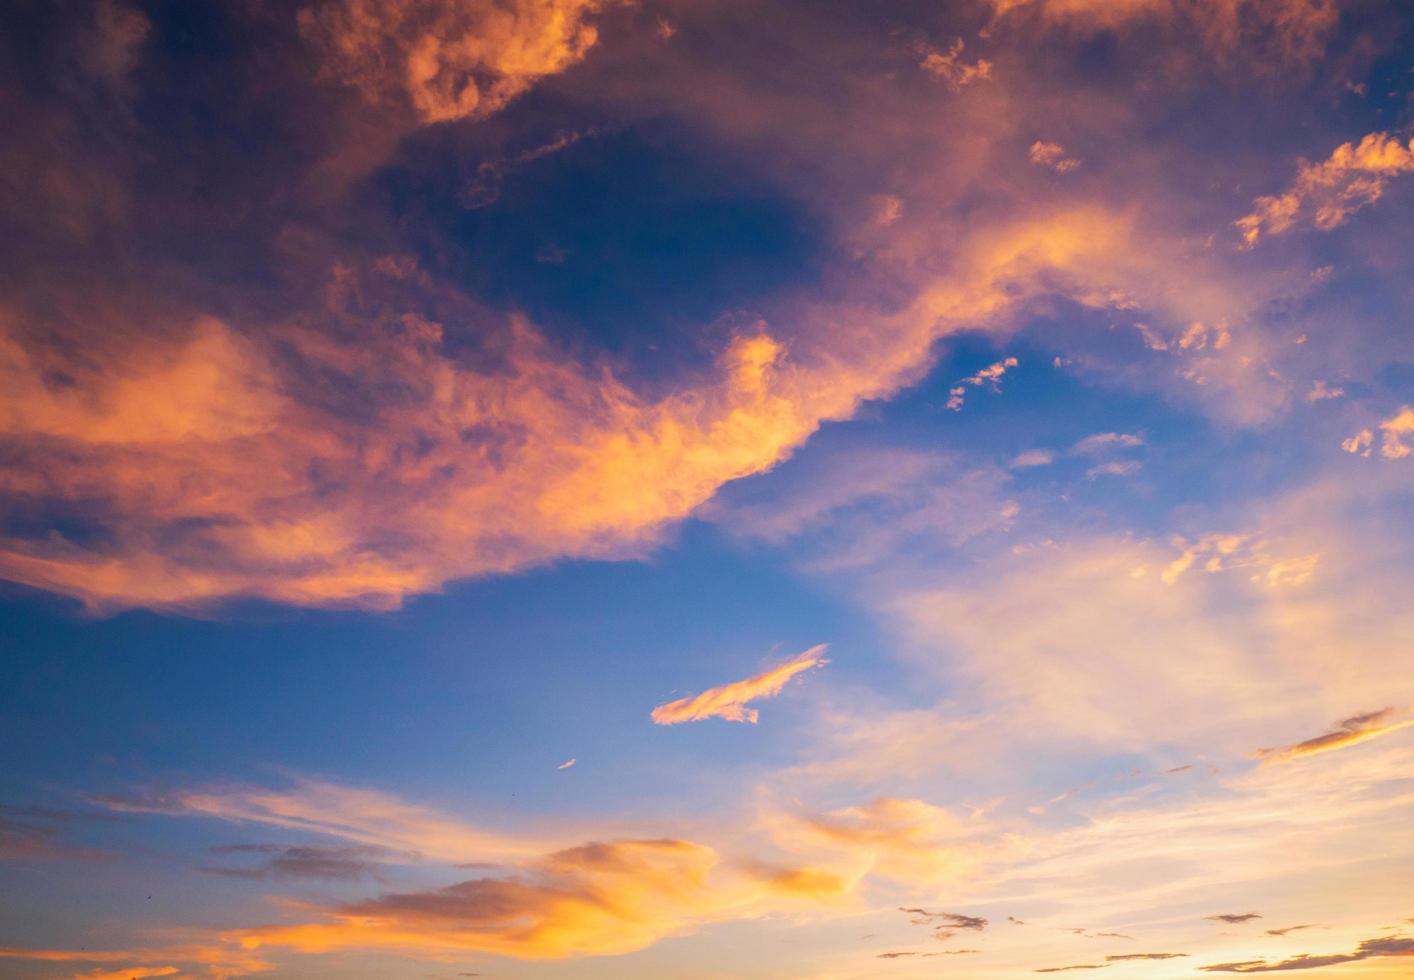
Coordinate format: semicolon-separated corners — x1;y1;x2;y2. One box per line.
1255;708;1412;764
651;645;828;725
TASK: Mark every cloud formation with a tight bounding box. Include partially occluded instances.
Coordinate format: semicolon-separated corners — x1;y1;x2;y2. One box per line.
947;356;1019;411
1255;708;1413;764
1237;132;1414;248
651;644;828;725
299;0;610;123
1198;935;1414;972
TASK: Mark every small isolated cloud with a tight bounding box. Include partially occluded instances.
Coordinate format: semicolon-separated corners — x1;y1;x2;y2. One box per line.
1030;140;1080;172
1198;935;1414;972
900;907;988;941
1208;913;1264;924
1351;406;1414;459
1086;460;1140;479
1107;953;1188;961
1072;432;1144;455
1011;449;1057;469
947;357;1019;411
918;39;993;90
1236;132;1414;248
1266;926;1316;937
557;758;577;770
1305;380;1343;402
1255;708;1412;764
1035;965;1109;973
650;645;828;725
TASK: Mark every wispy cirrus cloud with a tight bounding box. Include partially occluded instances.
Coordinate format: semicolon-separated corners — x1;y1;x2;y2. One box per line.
651;645;828;725
1254;708;1412;764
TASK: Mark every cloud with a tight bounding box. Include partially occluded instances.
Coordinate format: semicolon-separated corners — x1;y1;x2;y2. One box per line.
1304;380;1342;402
1255;708;1413;764
557;758;577;770
986;0;1339;70
766;797;992;888
1236;132;1414;248
947;357;1019;411
1011;449;1057;469
1106;952;1187;960
1035;965;1108;973
230;837;841;961
0;944;270;979
1208;913;1263;924
1085;460;1140;479
1341;406;1413;460
918;39;993;91
1379;407;1414;458
0;198;1305;611
1265;925;1315;936
96;778;540;864
650;645;828;725
1197;935;1414;972
1071;432;1144;456
0;806;109;862
202;843;397;880
298;0;611;124
899;907;989;941
1029;141;1079;173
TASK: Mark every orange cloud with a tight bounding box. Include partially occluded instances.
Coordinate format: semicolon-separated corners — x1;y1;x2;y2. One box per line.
918;39;993;91
766;797;992;887
651;645;828;725
1236;132;1414;248
0;944;270;979
946;356;1018;411
227;837;845;961
298;0;611;123
97;778;541;863
1029;141;1079;173
0;207;1286;611
1255;708;1413;764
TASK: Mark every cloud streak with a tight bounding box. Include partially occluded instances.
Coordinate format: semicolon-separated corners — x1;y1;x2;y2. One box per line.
1255;708;1412;764
651;645;828;725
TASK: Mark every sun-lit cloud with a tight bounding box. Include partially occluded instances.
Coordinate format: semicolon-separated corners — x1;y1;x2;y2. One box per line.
299;0;612;124
947;356;1019;411
96;778;541;863
1071;432;1144;455
918;39;993;91
1029;141;1079;173
651;645;828;725
1255;708;1413;765
0;943;271;979
1236;132;1414;248
1198;934;1414;972
765;796;1000;887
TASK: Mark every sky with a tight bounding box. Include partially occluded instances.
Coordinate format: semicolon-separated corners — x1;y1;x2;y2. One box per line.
0;0;1412;977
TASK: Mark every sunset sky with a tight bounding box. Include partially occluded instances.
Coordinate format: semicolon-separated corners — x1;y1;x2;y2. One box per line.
1;0;1413;977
